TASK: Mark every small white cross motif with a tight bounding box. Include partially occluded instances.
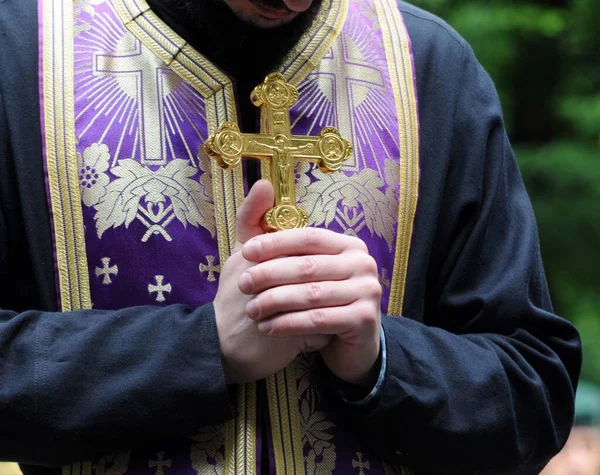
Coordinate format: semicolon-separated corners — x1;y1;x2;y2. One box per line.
378;267;391;289
95;257;118;285
353;452;371;475
199;255;221;282
148;275;172;302
148;451;171;475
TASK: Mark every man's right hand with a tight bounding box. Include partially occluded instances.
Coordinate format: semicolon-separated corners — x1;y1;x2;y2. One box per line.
213;180;331;384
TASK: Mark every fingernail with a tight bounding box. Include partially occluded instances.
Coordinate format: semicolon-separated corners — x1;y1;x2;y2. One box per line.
244;239;262;260
239;272;253;293
258;321;273;334
247;300;260;319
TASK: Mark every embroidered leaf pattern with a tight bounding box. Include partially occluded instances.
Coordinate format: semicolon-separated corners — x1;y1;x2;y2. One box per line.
156;159;215;233
190;425;225;474
92;451;131;475
93;159;215;239
94;160;150;237
299;166;396;249
384;157;400;215
295;355;337;475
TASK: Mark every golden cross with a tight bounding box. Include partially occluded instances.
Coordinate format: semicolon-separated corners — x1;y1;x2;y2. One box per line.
204;73;352;232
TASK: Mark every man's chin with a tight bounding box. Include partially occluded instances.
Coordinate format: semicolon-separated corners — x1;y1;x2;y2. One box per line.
246;14;299;28
224;0;301;29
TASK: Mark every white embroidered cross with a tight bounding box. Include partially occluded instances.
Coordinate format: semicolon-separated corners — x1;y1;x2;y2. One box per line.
321;35;385;169
95;257;118;285
95;37;175;165
148;275;172;302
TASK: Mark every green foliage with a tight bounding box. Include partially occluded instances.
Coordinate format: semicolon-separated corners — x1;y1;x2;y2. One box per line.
559;95;600;143
409;0;600;384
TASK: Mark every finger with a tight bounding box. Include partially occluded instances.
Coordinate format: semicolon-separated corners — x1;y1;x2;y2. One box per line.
247;280;369;320
257;302;378;337
239;253;371;294
295;334;333;353
235;179;274;246
242;227;367;262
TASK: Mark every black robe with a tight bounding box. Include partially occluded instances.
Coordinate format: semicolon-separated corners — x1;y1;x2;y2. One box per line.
0;0;582;473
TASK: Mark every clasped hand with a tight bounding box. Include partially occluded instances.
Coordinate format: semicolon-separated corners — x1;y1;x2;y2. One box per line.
214;180;382;386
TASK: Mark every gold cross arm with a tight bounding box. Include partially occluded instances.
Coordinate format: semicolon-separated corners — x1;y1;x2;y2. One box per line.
204;73;352;232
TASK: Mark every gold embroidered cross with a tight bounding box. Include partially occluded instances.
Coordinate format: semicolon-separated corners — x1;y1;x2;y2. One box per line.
148;452;171;475
199;255;220;282
204;73;352;231
352;452;371;475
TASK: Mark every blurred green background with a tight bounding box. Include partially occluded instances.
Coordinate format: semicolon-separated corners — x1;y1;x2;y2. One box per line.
409;0;600;384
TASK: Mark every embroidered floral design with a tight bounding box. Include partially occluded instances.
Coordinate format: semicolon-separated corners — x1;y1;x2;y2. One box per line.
296;356;337;475
93;450;131;475
93;158;215;240
190;425;225;474
297;164;397;249
78;143;110;207
384;158;400;215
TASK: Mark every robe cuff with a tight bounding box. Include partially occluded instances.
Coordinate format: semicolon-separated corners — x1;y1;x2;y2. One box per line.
336;326;387;406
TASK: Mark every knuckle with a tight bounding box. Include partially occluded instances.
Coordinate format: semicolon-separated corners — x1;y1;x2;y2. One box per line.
309;308;327;330
260;291;279;313
298;256;318;279
361;254;378;274
303;227;319;247
351;252;378;275
356;301;379;328
366;278;383;298
301;335;328;353
250;265;272;288
269;319;285;336
260;234;281;256
348;235;368;252
305;282;323;305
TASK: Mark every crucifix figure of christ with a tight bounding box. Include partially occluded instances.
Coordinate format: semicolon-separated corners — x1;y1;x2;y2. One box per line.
204;73;352;231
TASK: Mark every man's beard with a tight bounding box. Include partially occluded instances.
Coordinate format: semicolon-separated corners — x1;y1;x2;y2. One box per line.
147;0;320;77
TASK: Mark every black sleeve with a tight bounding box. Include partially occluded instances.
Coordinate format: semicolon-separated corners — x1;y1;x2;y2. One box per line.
0;79;233;468
324;43;582;474
0;303;234;467
0;3;236;465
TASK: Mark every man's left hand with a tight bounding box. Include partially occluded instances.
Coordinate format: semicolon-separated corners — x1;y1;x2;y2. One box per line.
239;227;382;385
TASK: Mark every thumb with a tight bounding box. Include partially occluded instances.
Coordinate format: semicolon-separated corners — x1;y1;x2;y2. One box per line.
236;179;275;246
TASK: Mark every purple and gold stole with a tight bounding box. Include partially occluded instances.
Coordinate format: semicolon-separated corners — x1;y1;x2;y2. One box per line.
39;0;419;473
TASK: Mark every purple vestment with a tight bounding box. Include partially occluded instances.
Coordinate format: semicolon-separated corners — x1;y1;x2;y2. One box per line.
39;0;420;472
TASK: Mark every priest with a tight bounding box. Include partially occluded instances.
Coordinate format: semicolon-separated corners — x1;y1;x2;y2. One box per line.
0;0;582;474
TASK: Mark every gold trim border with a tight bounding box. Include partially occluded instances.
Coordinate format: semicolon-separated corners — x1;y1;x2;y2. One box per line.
375;0;420;318
279;0;348;87
225;383;257;475
377;0;419;470
42;0;92;312
266;368;305;475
